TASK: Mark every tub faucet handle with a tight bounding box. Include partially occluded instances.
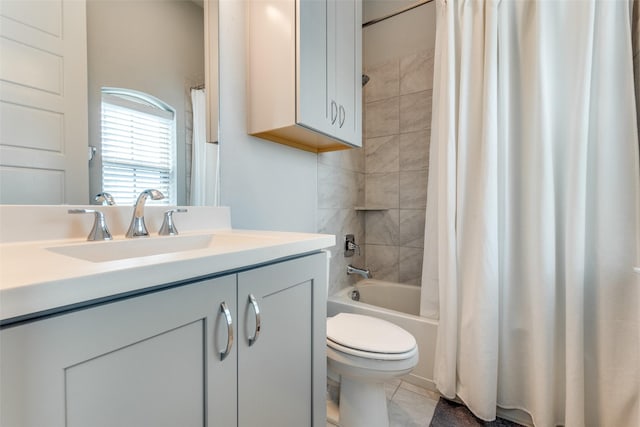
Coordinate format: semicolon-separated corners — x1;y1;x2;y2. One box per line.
345;234;360;257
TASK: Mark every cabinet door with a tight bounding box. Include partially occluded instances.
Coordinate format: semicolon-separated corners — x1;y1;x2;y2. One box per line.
237;253;327;427
299;0;361;147
0;276;237;427
332;0;362;146
298;0;330;136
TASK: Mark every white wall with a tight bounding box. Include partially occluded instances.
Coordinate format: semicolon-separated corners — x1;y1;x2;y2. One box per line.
218;0;318;232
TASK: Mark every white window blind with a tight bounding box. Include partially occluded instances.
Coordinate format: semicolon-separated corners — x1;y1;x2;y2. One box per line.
101;91;176;206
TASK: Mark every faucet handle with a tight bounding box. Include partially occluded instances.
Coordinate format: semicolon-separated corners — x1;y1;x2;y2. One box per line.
345;234;361;256
159;208;188;236
68;209;112;241
94;192;116;206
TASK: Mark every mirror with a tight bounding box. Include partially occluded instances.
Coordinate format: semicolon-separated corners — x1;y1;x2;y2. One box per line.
0;0;218;206
88;0;218;206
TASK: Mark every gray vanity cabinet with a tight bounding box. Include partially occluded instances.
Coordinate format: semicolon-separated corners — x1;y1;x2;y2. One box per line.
0;274;238;427
0;252;327;427
238;253;327;427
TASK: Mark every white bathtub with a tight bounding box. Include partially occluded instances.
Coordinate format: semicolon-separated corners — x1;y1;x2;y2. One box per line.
327;279;438;390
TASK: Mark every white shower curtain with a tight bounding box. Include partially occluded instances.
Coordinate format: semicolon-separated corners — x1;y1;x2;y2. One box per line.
420;1;640;426
190;88;219;206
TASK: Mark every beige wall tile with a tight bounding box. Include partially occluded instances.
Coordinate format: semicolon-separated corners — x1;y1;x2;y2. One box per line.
318;163;364;208
400;49;434;95
365;172;399;207
399;130;430;171
365;244;399;282
365;97;400;138
399;246;423;286
399;90;432;132
365;209;399;245
399;170;428;209
364;58;399;103
399;209;425;248
366;135;399;173
318;147;365;173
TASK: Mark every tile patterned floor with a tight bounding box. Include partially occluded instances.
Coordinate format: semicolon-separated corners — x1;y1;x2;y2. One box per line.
327;378;440;427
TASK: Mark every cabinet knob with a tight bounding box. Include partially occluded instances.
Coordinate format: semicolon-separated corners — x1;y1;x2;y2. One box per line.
339;105;346;128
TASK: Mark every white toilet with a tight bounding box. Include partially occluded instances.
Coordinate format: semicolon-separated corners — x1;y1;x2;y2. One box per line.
326;312;419;427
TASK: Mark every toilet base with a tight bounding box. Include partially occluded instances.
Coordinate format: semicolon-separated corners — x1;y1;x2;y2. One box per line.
339;376;389;427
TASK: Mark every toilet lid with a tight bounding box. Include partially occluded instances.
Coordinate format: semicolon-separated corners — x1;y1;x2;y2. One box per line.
326;313;417;356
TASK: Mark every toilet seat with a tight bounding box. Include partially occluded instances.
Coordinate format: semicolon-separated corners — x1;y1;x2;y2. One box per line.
326;313;417;361
327;338;418;361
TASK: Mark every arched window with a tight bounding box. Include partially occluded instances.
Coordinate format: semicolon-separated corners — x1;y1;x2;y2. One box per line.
100;88;176;205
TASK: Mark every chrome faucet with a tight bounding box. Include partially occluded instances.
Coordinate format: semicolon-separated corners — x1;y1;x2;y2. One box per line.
126;189;165;238
346;264;371;279
94;192;116;206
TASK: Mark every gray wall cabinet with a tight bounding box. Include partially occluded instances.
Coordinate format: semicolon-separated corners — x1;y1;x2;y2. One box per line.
0;252;327;427
247;0;362;152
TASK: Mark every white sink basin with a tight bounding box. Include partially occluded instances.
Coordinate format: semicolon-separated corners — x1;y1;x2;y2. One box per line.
45;232;283;263
47;234;216;263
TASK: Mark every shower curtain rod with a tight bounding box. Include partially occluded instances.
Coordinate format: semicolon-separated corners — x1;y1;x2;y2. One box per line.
362;0;434;28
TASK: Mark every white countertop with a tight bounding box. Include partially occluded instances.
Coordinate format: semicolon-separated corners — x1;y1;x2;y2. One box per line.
0;206;335;323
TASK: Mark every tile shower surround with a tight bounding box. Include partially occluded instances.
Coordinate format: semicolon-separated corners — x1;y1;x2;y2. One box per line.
317;48;434;291
363;49;434;285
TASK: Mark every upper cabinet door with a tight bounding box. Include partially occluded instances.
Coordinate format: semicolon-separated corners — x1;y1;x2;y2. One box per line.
247;0;362;152
329;0;362;145
298;0;329;137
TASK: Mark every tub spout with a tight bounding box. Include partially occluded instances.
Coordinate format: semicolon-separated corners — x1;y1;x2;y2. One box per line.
346;264;371;279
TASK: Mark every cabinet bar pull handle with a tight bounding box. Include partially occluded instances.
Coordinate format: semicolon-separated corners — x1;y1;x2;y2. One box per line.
220;301;233;361
247;294;261;346
339;105;346;128
331;100;338;125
